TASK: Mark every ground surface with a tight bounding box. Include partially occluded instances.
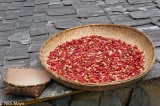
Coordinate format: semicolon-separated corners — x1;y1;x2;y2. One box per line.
0;0;160;105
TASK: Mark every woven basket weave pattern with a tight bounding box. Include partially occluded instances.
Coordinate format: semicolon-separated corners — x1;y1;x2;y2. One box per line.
5;83;45;97
40;24;155;91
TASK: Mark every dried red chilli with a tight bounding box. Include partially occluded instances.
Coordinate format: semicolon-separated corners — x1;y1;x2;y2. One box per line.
47;35;144;84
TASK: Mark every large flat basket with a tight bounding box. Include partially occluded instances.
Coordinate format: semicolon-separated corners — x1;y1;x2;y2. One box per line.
40;24;155;91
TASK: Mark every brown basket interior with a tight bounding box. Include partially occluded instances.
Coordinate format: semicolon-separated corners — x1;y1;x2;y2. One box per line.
40;24;155;90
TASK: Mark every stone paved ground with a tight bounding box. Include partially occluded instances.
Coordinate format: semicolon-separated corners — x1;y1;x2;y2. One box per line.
0;0;160;106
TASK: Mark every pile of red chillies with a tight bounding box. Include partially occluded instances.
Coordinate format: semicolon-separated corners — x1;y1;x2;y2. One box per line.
47;35;144;84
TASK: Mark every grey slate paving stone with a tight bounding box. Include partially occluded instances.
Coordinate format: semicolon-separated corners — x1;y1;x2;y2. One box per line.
93;0;106;7
0;31;15;36
15;28;30;33
14;0;26;2
47;7;76;16
125;3;156;12
137;25;160;32
100;91;122;106
8;2;24;10
18;16;33;21
128;86;150;106
47;14;78;23
104;0;124;5
0;14;5;21
3;19;18;28
130;9;160;19
82;0;96;1
127;0;152;4
8;31;31;45
104;5;126;13
155;47;160;62
54;18;82;29
6;47;30;61
34;0;48;5
153;0;160;4
5;58;30;68
17;19;32;28
48;0;63;8
0;23;15;32
33;13;47;22
30;22;52;36
0;47;8;54
52;96;71;106
5;10;20;19
40;81;72;98
34;4;48;13
29;52;42;68
152;21;160;27
0;11;5;16
48;0;62;6
30;28;49;36
0;40;10;46
151;17;160;22
0;53;6;66
30;21;48;29
137;26;160;47
151;39;160;47
0;0;14;3
0;60;5;66
17;16;32;28
0;66;6;77
0;32;10;38
48;3;64;9
81;16;112;25
0;88;5;102
23;0;34;7
10;42;29;48
0;75;4;88
109;15;151;26
31;34;49;41
134;24;157;29
105;11;126;15
28;40;44;53
71;99;99;106
72;1;98;8
0;37;8;41
0;3;10;11
0;66;5;80
20;7;34;16
76;6;105;18
30;22;53;34
23;2;34;7
62;0;80;6
73;1;106;8
49;27;61;35
144;62;160;80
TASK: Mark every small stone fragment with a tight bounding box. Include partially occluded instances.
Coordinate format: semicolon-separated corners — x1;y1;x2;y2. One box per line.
100;91;122;106
129;86;150;106
8;31;31;45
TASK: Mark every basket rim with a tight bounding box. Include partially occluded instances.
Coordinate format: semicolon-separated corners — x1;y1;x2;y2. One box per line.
3;67;51;87
39;24;155;88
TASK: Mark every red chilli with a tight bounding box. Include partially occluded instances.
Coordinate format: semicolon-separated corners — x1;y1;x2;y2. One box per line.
47;35;144;84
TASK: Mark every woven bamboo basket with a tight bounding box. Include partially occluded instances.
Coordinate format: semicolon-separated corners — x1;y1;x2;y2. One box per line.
40;24;155;91
3;67;51;97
